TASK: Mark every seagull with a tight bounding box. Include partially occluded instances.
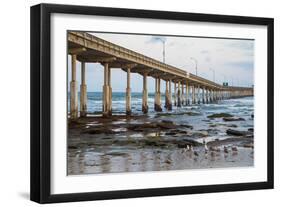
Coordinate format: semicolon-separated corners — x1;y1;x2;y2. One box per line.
190;145;199;156
204;143;209;154
210;151;216;157
231;146;238;152
224;146;229;153
190;145;194;152
216;147;221;152
182;144;190;153
210;146;216;151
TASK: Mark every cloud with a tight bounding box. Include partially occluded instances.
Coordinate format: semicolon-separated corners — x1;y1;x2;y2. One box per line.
200;50;209;54
224;41;254;51
225;61;254;71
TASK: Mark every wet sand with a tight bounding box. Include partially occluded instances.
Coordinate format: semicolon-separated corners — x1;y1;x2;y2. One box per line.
67;111;254;175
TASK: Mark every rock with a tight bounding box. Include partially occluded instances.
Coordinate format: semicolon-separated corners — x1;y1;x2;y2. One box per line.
177;142;188;148
226;129;250;136
128;123;158;131
180;124;193;129
144;140;166;147
161;120;174;124
223;117;245;122
207;113;233;118
248;128;254;132
83;127;115;134
227;124;238;128
244;143;254;148
209;124;217;127
157;122;177;129
182;139;201;146
183;112;201;116
165;159;172;164
165;131;177;136
191;131;208;137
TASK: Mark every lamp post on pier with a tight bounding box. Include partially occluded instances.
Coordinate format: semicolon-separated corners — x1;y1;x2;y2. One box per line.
190;57;198;76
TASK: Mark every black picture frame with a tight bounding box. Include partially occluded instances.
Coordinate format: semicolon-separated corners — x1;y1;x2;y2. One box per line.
30;3;274;204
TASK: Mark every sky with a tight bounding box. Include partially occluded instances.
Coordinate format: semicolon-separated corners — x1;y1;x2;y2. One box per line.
68;32;254;92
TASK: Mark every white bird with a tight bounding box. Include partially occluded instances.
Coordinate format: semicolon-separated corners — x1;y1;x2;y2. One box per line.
190;145;194;152
204;143;209;154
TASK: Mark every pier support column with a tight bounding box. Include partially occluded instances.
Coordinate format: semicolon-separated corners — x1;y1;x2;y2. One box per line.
206;88;209;104
142;73;148;114
165;80;172;110
102;63;111;117
80;62;87;117
70;54;78;120
197;85;201;104
174;82;177;106
169;80;172;110
192;85;195;104
165;81;169;109
181;83;185;105
177;81;181;107
185;80;189;105
154;78;162;112
108;67;112;115
126;68;131;115
209;89;213;103
215;90;217;101
202;87;205;104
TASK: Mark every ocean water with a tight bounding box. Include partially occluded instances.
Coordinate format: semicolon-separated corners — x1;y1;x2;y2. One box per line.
68;92;254;121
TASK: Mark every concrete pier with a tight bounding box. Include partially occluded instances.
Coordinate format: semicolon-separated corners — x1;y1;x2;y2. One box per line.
197;85;201;104
181;83;185;105
168;80;172;110
80;62;87;117
126;67;131;115
174;82;177;106
70;54;78;120
202;87;205;104
185;80;189;105
142;73;148;113
165;80;172;110
177;81;181;107
102;62;111;117
192;85;196;104
205;88;209;104
154;78;162;112
68;32;254;118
